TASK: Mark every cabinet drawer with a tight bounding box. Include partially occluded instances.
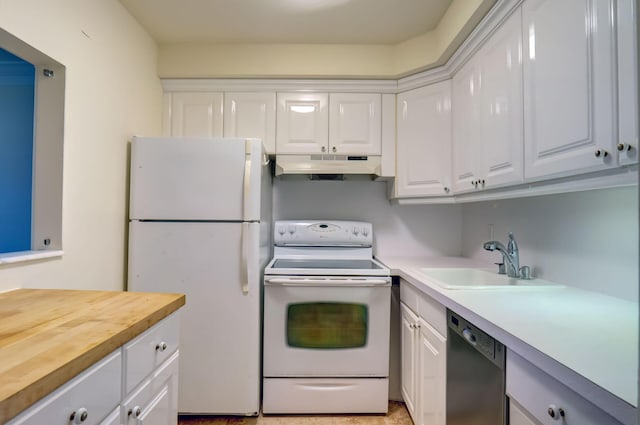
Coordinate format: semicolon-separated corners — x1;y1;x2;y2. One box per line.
506;351;622;425
400;280;419;313
417;291;446;337
124;312;180;394
7;350;122;425
400;279;446;336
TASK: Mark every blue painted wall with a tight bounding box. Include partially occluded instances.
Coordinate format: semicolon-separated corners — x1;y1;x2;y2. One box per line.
0;48;35;252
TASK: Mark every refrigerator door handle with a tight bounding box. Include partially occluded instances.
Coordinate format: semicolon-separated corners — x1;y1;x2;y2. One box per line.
241;222;250;295
243;139;252;222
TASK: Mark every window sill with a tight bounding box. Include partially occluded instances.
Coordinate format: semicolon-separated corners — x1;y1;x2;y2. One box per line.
0;250;63;265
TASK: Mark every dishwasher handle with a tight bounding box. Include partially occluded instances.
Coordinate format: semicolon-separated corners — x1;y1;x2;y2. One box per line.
462;328;477;346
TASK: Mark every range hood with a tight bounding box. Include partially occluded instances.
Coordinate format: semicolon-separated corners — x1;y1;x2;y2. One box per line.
275;154;381;177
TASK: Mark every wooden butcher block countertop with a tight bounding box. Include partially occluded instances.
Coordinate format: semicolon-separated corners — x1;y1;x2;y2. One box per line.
0;288;185;422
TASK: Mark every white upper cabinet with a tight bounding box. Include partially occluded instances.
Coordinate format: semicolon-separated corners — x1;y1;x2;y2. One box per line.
276;93;329;154
616;0;638;166
224;92;276;154
479;9;524;188
453;9;524;194
329;93;382;155
168;92;223;138
276;92;382;155
396;81;452;197
452;58;481;193
522;0;617;180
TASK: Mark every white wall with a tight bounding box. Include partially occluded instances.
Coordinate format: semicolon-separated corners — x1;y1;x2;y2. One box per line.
460;187;638;301
157;0;495;78
0;0;163;291
273;178;464;258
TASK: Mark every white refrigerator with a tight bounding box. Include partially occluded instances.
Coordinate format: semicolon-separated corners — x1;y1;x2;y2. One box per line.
127;137;272;415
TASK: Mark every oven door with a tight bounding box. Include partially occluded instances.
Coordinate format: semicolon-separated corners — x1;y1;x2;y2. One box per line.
263;276;391;377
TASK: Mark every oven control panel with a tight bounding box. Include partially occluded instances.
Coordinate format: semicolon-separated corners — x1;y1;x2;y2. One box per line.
274;220;373;246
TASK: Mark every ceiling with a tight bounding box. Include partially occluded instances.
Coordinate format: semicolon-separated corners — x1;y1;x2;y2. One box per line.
119;0;453;45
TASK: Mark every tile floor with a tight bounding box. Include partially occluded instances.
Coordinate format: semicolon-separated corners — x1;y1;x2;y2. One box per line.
178;401;413;425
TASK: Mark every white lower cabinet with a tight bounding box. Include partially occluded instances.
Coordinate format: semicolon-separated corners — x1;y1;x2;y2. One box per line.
400;303;419;419
101;408;122;425
510;399;541;425
123;351;179;425
6;350;122;425
400;280;446;425
7;312;181;425
506;350;623;425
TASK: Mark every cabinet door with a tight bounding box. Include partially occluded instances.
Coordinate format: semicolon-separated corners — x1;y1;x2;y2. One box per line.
329;93;381;155
124;351;179;425
616;0;638;166
100;408;121;425
400;303;419;422
522;0;617;180
417;320;446;425
169;92;223;137
396;82;452;197
224;92;276;155
276;93;328;154
478;9;524;189
452;58;481;193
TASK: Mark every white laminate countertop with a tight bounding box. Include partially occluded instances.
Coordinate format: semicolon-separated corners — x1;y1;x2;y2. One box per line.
377;255;638;425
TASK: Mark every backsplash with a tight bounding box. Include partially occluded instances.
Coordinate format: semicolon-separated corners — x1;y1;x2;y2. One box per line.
272;178;463;259
274;179;638;302
461;186;638;302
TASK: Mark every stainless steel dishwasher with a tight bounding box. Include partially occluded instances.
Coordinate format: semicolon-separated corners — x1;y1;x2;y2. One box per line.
446;310;506;425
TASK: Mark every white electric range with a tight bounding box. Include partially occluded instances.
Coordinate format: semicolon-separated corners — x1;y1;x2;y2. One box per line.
262;220;391;414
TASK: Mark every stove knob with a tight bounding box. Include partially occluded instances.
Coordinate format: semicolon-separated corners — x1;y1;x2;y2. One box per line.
352;227;359;236
287;225;296;236
362;227;369;237
277;226;286;236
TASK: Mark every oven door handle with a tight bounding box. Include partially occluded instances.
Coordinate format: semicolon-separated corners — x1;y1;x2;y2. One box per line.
264;277;390;287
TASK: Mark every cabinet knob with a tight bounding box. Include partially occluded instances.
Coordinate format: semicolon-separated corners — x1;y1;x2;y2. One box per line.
332;146;337;153
618;143;632;152
594;149;609;158
129;406;142;418
70;407;88;424
547;404;565;420
321;146;326;153
156;341;168;352
443;187;450;193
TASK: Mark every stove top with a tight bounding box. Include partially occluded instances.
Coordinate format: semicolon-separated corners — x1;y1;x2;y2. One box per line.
272;259;384;270
266;220;389;277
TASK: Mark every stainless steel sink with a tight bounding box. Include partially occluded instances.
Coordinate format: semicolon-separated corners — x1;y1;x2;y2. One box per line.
416;267;561;290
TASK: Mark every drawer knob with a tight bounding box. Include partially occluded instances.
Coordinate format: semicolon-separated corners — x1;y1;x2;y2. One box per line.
332;146;337;153
129;406;142;418
70;407;88;424
443;187;450;193
156;341;168;352
547;404;565;420
594;149;608;158
617;143;632;152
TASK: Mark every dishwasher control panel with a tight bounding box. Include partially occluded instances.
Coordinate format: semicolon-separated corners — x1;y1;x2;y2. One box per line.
447;310;505;368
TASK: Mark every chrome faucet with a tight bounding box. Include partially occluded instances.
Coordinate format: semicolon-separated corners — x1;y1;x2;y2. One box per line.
483;232;521;278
